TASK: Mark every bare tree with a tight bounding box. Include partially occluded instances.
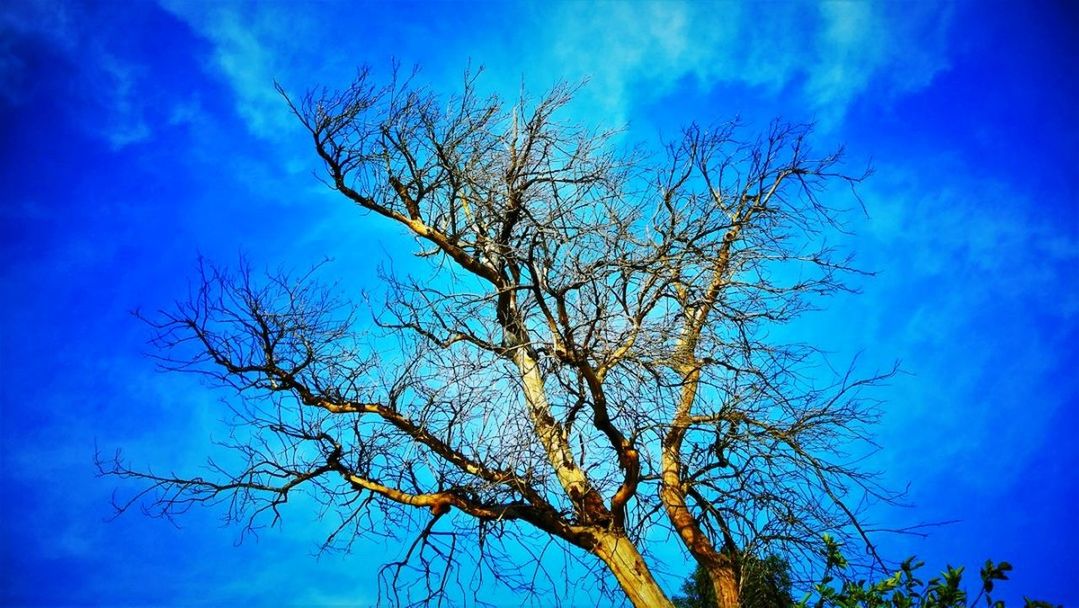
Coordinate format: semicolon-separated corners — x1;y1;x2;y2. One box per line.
103;67;897;608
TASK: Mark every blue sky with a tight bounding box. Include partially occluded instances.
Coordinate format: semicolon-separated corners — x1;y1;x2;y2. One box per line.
1;1;1076;606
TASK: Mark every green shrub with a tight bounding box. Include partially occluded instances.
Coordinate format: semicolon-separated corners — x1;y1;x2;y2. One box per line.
672;537;1059;608
797;535;1059;608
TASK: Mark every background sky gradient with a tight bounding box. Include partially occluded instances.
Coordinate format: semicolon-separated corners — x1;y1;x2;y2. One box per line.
1;1;1076;606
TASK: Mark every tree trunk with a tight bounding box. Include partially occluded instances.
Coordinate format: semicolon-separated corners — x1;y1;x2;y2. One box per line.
709;565;740;608
513;350;612;523
593;532;675;608
659;364;742;608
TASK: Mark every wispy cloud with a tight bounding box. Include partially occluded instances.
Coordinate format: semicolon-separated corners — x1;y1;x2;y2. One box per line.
1;0;155;148
806;2;954;125
157;0;317;140
847;160;1078;492
863;163;1078;318
537;1;953;127
542;1;738;121
150;1;954;135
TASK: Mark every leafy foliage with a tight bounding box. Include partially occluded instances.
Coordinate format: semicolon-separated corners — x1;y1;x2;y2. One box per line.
673;537;1059;608
674;554;795;608
797;535;1059;608
673;564;718;608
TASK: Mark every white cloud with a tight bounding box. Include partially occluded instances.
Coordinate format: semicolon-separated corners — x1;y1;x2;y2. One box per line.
95;51;153;148
0;0;71;104
540;1;737;124
0;0;155;147
863;165;1078;311
846;161;1078;492
152;1;955;137
537;0;953;127
805;3;884;123
806;2;953;125
157;0;317;140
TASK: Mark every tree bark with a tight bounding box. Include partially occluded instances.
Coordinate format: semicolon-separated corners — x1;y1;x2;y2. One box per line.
660;439;743;608
710;566;740;608
592;532;675;608
513;350;611;523
660;365;742;608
